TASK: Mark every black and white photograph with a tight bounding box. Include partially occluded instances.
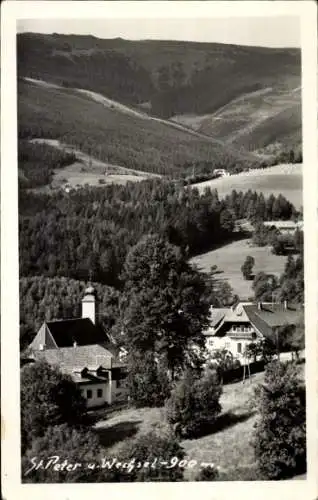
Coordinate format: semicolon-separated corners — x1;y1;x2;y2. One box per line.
1;1;317;498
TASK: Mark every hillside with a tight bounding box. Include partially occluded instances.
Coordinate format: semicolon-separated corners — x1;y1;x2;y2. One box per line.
18;78;258;177
192;163;303;210
18;33;301;158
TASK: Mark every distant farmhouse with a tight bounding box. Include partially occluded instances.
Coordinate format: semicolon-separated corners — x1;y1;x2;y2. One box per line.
263;220;303;235
27;285;128;408
204;301;303;363
213;168;230;177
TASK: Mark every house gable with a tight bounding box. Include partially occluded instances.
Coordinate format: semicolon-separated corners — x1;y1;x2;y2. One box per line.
29;322;58;350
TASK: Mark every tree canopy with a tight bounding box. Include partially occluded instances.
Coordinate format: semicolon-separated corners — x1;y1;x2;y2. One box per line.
21;361;87;453
120;234;211;388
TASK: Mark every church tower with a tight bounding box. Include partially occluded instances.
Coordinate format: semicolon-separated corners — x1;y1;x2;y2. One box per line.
81;285;96;324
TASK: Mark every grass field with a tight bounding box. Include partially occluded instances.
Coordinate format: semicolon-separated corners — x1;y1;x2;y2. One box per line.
93;363;305;481
94;372;265;481
28;138;160;190
192;163;303;210
190;238;287;300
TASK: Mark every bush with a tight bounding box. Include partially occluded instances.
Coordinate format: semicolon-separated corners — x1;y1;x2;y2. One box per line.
166;369;222;438
21;361;87;453
126;351;171;408
117;430;186;481
22;424;106;483
241;256;255;280
253;361;306;479
195;465;219;481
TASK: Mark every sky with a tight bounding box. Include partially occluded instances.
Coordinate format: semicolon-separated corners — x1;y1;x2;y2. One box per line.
17;17;300;48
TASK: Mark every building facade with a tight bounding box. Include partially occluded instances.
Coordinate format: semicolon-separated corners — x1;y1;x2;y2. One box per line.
204;301;303;364
28;285;128;408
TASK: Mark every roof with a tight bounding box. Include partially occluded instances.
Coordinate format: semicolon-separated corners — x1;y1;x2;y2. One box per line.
45;318;108;347
244;303;303;327
209;308;228;327
32;343;113;373
243;303;303;340
203;307;227;336
263;220;303;229
205;301;303;340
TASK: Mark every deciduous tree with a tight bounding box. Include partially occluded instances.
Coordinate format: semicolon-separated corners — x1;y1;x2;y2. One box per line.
120;234;211;386
21;361;87;453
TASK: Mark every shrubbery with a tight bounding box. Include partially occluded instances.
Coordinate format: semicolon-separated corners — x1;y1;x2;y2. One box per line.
21;361;87;453
117;430;186;481
166;369;222;438
253;361;306;479
22;424;106;483
126;351;171;408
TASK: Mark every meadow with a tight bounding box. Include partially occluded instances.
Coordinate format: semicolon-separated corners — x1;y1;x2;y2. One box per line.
192;163;303;210
29;138;160;191
93;362;304;481
190;239;287;300
94;371;264;481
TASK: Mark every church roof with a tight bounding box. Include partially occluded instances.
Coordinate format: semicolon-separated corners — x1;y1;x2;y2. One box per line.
32;343;113;372
45;318;108;347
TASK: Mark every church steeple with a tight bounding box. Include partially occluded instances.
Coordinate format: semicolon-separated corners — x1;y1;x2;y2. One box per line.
81;279;96;324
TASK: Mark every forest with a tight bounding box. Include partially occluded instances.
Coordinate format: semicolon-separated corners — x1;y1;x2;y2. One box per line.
18;80;259;178
18;140;77;188
19;178;298;288
18;33;300;119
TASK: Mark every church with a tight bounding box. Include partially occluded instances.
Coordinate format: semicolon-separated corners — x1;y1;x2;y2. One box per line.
27;285;128;408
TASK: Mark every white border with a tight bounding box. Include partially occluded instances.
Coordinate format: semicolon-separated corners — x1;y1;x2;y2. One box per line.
1;2;317;500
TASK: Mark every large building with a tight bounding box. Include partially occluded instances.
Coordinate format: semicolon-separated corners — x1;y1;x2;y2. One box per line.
28;285;128;408
204;301;303;363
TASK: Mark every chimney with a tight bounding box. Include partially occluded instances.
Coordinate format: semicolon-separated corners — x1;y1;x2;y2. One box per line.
39;343;45;351
284;300;288;310
82;285;96;324
257;302;262;310
73;341;77;348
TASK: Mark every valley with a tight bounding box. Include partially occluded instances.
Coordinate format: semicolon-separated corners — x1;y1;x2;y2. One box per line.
18;33;301;161
17;29;306;485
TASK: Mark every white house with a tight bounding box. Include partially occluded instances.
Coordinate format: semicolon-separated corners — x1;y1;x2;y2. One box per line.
204;301;303;364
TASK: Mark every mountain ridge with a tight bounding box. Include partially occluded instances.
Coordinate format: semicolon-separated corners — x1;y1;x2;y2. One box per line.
18;32;302;174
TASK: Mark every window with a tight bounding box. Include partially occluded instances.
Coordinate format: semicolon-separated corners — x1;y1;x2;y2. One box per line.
116;380;121;389
225;341;230;349
87;389;92;399
237;343;242;354
97;388;103;398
